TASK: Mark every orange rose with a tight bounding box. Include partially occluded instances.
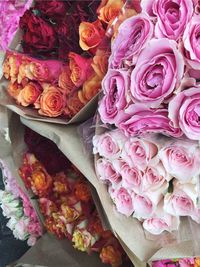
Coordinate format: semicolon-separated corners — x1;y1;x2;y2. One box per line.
91;49;109;79
64;91;84;118
16;82;42;107
69;52;93;87
97;0;124;24
79;20;105;52
58;66;77;95
100;245;122;267
74;179;91;202
60;203;81;223
78;74;101;104
3;54;21;83
195;258;200;267
7;82;22;100
37;84;66;117
53;172;70;194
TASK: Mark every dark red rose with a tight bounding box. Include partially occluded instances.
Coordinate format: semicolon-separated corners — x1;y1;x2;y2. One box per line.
35;0;68;18
20;11;57;53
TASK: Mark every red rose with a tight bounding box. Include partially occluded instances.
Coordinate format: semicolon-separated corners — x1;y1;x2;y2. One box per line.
20;11;57;53
35;0;68;19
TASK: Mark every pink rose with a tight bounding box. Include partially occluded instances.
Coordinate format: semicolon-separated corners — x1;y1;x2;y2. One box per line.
143;202;180;235
121;137;158;170
130;38;184;108
159;140;200;182
142;0;194;40
133;194;154;219
98;69;130;125
183;15;200;74
27;235;37;246
109;13;154;68
93;130;127;159
96;158;121;186
118;104;183;138
113;187;134;216
152;260;177;267
169;87;200;140
142;162;170;204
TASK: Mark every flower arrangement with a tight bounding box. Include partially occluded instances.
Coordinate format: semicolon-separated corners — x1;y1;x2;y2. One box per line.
152;257;200;267
0;160;42;246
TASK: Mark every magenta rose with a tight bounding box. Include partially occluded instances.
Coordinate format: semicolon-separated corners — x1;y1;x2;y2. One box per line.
130;38;184;108
183;15;200;76
98;69;130;125
159;140;200;182
141;0;194;40
109;13;154;68
113;187;134;217
133;194;154;219
169;87;200;140
121;137;158;170
118;103;183;138
93;130;127;159
179;258;195;267
152;260;177;267
96;158;121;186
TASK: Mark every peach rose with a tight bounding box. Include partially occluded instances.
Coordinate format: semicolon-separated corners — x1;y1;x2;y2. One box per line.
58;65;77;95
7;82;22;100
37;84;66;117
3;54;21;83
78;74;101;104
91;49;109;79
97;0;124;24
63;91;84;118
16;82;42;107
79;20;105;51
69;52;94;87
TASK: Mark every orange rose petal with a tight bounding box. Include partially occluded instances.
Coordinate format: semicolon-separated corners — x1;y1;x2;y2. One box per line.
78;90;88;105
98;0;124;24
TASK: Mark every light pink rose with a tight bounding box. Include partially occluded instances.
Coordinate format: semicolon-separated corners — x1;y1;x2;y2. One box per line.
109;13;154;68
121;137;158;170
183;15;200;74
133;194;154;219
142;0;194;40
118;104;183;138
130;38;184;108
164;188;195;217
143;203;180;235
96;158;121;186
93;129;127;159
169;87;200;140
142;162;170;204
159;140;200;182
191;207;200;223
113;187;134;217
98;69;130;125
27;235;37;246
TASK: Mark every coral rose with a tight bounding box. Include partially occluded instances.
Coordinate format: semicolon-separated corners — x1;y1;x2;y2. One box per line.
100;245;122;267
36;84;66;117
79;20;105;52
17;82;42;107
7;82;22;100
97;0;124;24
58;66;77;96
91;49;109;79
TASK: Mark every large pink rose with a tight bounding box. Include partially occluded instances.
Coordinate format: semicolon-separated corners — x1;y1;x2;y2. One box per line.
96;158;121;186
118;104;182;138
133;194;154;219
130;38;184;108
183;15;200;74
142;162;170;204
143;203;180;235
141;0;194;40
93;130;127;159
169;87;200;140
159;140;200;182
113;187;134;217
109;13;154;68
98;69;130;125
121;137;158;170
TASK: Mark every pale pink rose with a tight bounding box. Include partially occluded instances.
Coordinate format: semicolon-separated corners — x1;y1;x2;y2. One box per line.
183;15;200;74
118;104;183;138
96;158;121;186
142;162;170;205
93;130;127;159
113;187;134;216
98;69;130;125
133;194;154;219
159;140;200;182
142;0;194;40
143;203;180;235
27;235;37;246
109;13;154;68
130;38;184;108
13;218;29;240
168;87;200;140
121;137;158;170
